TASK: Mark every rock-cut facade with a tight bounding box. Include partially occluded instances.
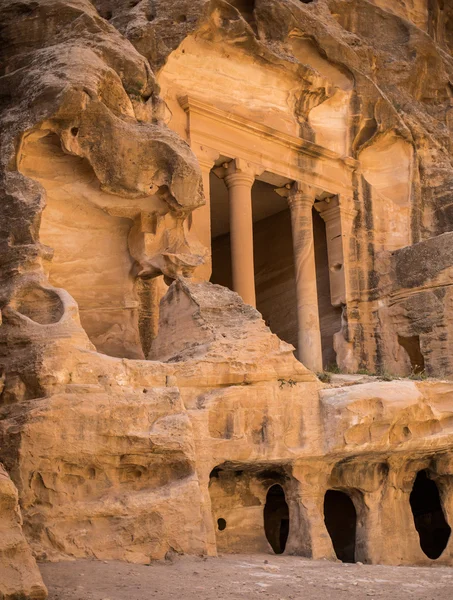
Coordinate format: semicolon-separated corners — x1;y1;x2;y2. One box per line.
1;1;453;597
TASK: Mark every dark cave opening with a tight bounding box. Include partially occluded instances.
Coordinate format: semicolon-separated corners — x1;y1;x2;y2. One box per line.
398;334;425;374
264;484;289;554
410;470;451;559
324;489;357;563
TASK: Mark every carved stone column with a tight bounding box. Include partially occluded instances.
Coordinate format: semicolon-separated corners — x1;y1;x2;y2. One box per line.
222;159;261;307
287;183;323;372
314;195;359;372
315;196;358;305
315;196;346;306
191;145;220;282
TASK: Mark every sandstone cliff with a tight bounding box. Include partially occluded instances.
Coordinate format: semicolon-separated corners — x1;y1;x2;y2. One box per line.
0;463;47;600
1;1;453;597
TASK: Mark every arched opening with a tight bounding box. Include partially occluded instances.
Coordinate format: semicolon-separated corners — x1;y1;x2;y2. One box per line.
398;335;425;374
264;484;289;554
324;490;357;563
409;470;451;559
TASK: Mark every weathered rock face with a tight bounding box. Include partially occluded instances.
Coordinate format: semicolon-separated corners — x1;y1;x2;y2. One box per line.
1;279;453;572
1;384;205;563
2;1;453;596
1;0;206;368
0;280;317;565
0;464;47;600
87;0;453;377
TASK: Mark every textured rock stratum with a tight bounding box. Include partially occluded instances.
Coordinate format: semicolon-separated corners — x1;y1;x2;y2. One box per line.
0;464;47;600
1;1;453;597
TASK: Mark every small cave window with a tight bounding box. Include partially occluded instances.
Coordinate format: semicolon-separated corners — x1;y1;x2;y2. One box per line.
324;490;357;563
264;484;289;554
398;335;425;374
217;518;227;531
410;470;451;559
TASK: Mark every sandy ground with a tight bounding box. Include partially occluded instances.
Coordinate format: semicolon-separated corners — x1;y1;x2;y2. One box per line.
40;554;453;600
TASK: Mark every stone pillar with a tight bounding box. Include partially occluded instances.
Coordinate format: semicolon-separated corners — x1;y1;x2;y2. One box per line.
315;195;360;372
315;196;357;307
191;145;220;282
292;463;335;560
223;159;260;307
287;183;323;372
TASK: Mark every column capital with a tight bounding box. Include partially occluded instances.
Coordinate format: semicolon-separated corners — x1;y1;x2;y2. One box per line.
213;158;264;187
192;144;220;173
315;195;357;223
276;181;319;209
315;196;340;223
342;156;361;172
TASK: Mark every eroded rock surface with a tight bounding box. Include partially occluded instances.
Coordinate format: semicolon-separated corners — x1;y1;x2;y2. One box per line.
1;1;453;595
0;464;47;600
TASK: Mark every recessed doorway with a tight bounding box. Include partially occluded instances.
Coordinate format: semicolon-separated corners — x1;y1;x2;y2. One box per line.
324;489;357;563
410;470;451;559
264;484;290;554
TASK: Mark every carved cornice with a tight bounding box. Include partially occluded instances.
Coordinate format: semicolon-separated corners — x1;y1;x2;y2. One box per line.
179;95;354;167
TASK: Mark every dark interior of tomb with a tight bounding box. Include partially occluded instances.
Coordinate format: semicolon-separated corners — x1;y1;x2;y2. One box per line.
398;335;425;374
264;484;290;554
210;174;341;367
409;470;451;559
210;176;299;350
323;489;357;563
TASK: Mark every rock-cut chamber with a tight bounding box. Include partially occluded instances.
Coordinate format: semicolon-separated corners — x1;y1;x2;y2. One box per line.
323;489;357;563
409;470;451;559
263;484;289;554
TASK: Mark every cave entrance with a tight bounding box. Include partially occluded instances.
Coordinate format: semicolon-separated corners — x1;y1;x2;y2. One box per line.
398;335;425;374
324;489;357;563
410;470;451;559
209;465;295;554
264;484;289;554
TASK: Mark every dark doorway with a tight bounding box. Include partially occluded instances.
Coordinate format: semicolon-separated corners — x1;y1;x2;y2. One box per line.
409;470;451;559
264;484;289;554
324;490;357;563
398;335;425;374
